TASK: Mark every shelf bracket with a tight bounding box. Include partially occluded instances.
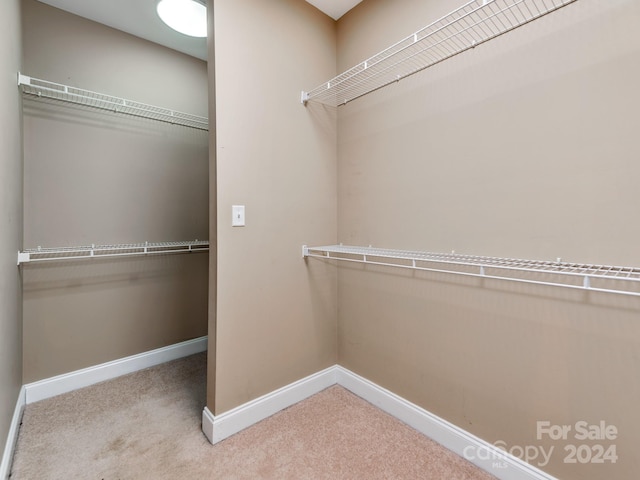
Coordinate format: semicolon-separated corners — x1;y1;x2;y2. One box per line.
17;251;30;266
17;72;30;87
301;91;310;106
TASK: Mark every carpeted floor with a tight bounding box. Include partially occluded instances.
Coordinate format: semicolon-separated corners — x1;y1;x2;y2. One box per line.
11;353;496;479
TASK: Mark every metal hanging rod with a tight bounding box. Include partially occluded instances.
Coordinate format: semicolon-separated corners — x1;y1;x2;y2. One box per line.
301;0;578;106
18;73;209;131
302;245;640;298
17;240;209;265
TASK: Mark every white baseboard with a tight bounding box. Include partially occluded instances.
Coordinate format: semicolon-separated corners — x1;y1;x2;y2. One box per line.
24;336;207;404
203;365;557;480
0;386;26;480
202;365;337;444
335;367;557;480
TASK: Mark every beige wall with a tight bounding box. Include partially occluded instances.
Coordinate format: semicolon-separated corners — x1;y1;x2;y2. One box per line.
21;0;209;382
0;0;23;460
336;1;640;479
205;0;217;412
211;0;338;414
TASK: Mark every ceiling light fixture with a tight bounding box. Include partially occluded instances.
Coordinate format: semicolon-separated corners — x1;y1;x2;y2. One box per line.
157;0;207;38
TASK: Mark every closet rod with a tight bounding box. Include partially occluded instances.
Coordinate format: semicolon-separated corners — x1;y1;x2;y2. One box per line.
302;0;578;106
17;240;209;265
18;73;209;131
302;245;640;298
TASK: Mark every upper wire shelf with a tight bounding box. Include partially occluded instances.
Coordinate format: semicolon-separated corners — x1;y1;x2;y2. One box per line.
303;245;640;298
301;0;578;106
17;240;209;265
18;73;209;131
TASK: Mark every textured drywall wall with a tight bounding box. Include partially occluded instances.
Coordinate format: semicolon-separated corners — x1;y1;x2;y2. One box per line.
336;1;640;479
21;0;209;382
0;0;23;461
205;0;217;413
212;0;338;413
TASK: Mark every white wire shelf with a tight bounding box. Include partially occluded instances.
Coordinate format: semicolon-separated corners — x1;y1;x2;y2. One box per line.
17;240;209;265
301;0;577;106
18;73;209;131
302;245;640;298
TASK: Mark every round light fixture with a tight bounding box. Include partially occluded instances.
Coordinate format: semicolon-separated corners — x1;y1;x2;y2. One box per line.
157;0;207;38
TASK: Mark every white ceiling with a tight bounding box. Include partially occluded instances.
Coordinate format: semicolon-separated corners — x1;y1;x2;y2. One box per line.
36;0;363;62
304;0;363;20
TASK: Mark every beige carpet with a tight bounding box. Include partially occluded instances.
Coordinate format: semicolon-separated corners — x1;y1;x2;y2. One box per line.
11;353;496;480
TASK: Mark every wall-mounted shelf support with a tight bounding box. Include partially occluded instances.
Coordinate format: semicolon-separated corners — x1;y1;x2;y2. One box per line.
17;240;209;265
303;245;640;297
302;0;578;106
18;73;209;131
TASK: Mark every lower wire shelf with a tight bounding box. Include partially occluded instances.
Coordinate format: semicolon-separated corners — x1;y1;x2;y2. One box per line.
303;245;640;298
17;240;209;265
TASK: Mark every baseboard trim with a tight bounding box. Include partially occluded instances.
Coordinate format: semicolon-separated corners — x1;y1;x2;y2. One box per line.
24;336;208;404
0;386;26;480
202;365;337;444
202;406;215;445
203;365;557;480
335;367;557;480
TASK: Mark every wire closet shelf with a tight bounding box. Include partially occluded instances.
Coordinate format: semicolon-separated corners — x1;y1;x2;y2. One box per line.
18;73;209;131
301;0;577;106
17;240;209;265
302;245;640;297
